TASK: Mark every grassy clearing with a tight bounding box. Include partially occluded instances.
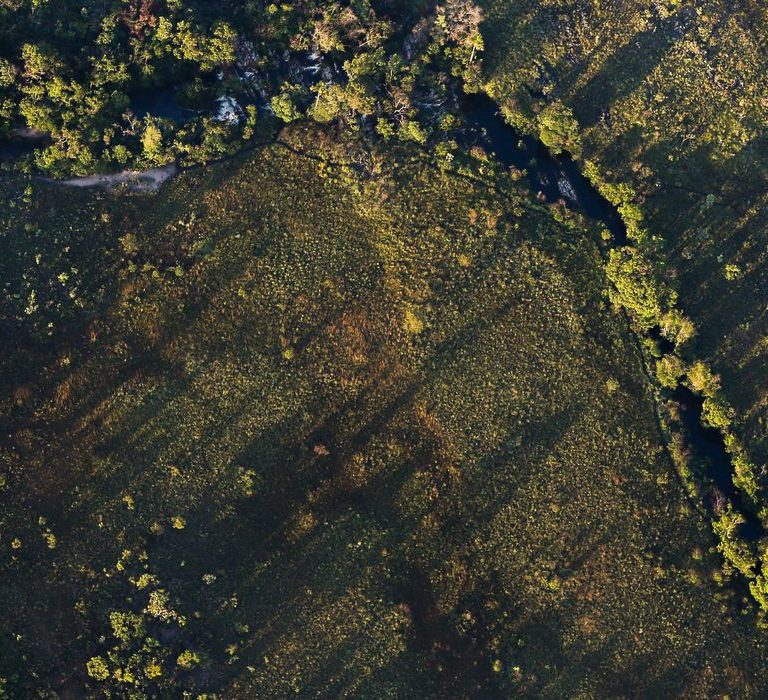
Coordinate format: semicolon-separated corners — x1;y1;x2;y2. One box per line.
2;125;768;696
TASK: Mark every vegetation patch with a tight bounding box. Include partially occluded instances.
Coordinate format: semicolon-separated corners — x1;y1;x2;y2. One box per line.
2;124;768;696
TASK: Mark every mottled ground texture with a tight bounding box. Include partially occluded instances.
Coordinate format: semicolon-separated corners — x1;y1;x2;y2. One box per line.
2;127;768;697
482;0;768;470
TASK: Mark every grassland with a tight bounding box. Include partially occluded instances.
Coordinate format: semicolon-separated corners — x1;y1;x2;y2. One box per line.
2;124;768;697
480;0;768;489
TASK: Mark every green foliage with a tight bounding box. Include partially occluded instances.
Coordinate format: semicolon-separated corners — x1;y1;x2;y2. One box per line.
749;575;768;612
397;120;428;144
732;453;760;503
686;361;720;397
86;656;110;681
656;354;684;389
5;133;763;696
271;91;302;123
537;102;582;158
0;59;16;88
176;650;200;670
659;309;695;346
0;0;486;175
141;119;167;164
701;396;734;430
110;611;146;643
712;505;757;578
482;0;768;545
308;83;346;123
605;247;665;330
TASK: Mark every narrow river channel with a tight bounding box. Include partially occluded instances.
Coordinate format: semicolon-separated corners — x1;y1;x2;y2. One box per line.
461;92;761;540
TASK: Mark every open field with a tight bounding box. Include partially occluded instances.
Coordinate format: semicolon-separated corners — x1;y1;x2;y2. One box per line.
2;126;768;696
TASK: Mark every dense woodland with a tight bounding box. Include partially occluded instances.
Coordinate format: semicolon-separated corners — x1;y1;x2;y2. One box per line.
0;0;485;174
3;0;768;697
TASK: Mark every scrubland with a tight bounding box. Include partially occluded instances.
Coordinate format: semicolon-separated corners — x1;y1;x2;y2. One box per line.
2;125;768;697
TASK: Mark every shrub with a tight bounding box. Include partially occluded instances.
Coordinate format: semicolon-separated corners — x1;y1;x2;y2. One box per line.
537;102;582;158
176;650;200;669
271;92;302;123
686;361;720;396
732;453;759;502
109;611;146;643
701;396;733;430
750;575;768;611
656;355;685;389
403;309;424;334
712;505;757;578
605;247;664;329
86;656;110;681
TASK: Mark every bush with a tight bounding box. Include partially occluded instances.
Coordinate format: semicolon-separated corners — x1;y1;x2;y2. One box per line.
271;92;302;123
605;247;664;329
86;656;110;681
656;355;685;389
176;650;200;669
686;361;720;396
712;505;757;578
537;102;582;158
701;396;733;430
750;575;768;611
110;611;146;643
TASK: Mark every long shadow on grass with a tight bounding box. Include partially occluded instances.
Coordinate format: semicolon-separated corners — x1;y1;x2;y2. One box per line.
569;7;695;129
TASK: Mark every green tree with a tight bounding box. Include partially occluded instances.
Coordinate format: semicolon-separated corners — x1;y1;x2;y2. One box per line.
537;102;582;158
686;361;720;396
176;650;200;669
605;247;665;329
656;354;685;388
712;505;757;578
141;119;165;163
109;611;146;643
86;656;110;681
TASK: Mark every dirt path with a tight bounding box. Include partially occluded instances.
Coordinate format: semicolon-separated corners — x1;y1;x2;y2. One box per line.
47;163;178;192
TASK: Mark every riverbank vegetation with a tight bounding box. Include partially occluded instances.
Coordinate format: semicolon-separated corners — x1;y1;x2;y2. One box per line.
0;0;486;175
481;0;768;615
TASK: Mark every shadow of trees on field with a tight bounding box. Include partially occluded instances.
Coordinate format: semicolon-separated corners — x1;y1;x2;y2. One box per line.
630;134;768;466
569;8;694;128
2;141;767;698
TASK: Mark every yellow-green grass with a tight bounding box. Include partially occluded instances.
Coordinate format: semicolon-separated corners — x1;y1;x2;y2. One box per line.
1;126;767;697
481;0;768;492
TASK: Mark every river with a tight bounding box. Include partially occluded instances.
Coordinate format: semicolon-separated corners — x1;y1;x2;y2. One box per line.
460;92;760;539
461;93;628;244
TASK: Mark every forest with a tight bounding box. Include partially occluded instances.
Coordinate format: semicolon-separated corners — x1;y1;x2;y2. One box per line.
2;0;768;697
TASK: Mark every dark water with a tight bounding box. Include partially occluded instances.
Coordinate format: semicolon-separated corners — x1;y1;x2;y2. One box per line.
0;131;48;162
1;90;195;160
674;385;763;538
129;88;199;123
462;93;627;244
462;93;760;537
1;90;194;159
0;140;34;161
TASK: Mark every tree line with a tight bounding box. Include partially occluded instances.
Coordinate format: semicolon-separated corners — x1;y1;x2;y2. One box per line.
0;0;485;175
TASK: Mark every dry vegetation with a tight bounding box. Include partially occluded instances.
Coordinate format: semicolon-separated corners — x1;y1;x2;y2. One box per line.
2;125;768;696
